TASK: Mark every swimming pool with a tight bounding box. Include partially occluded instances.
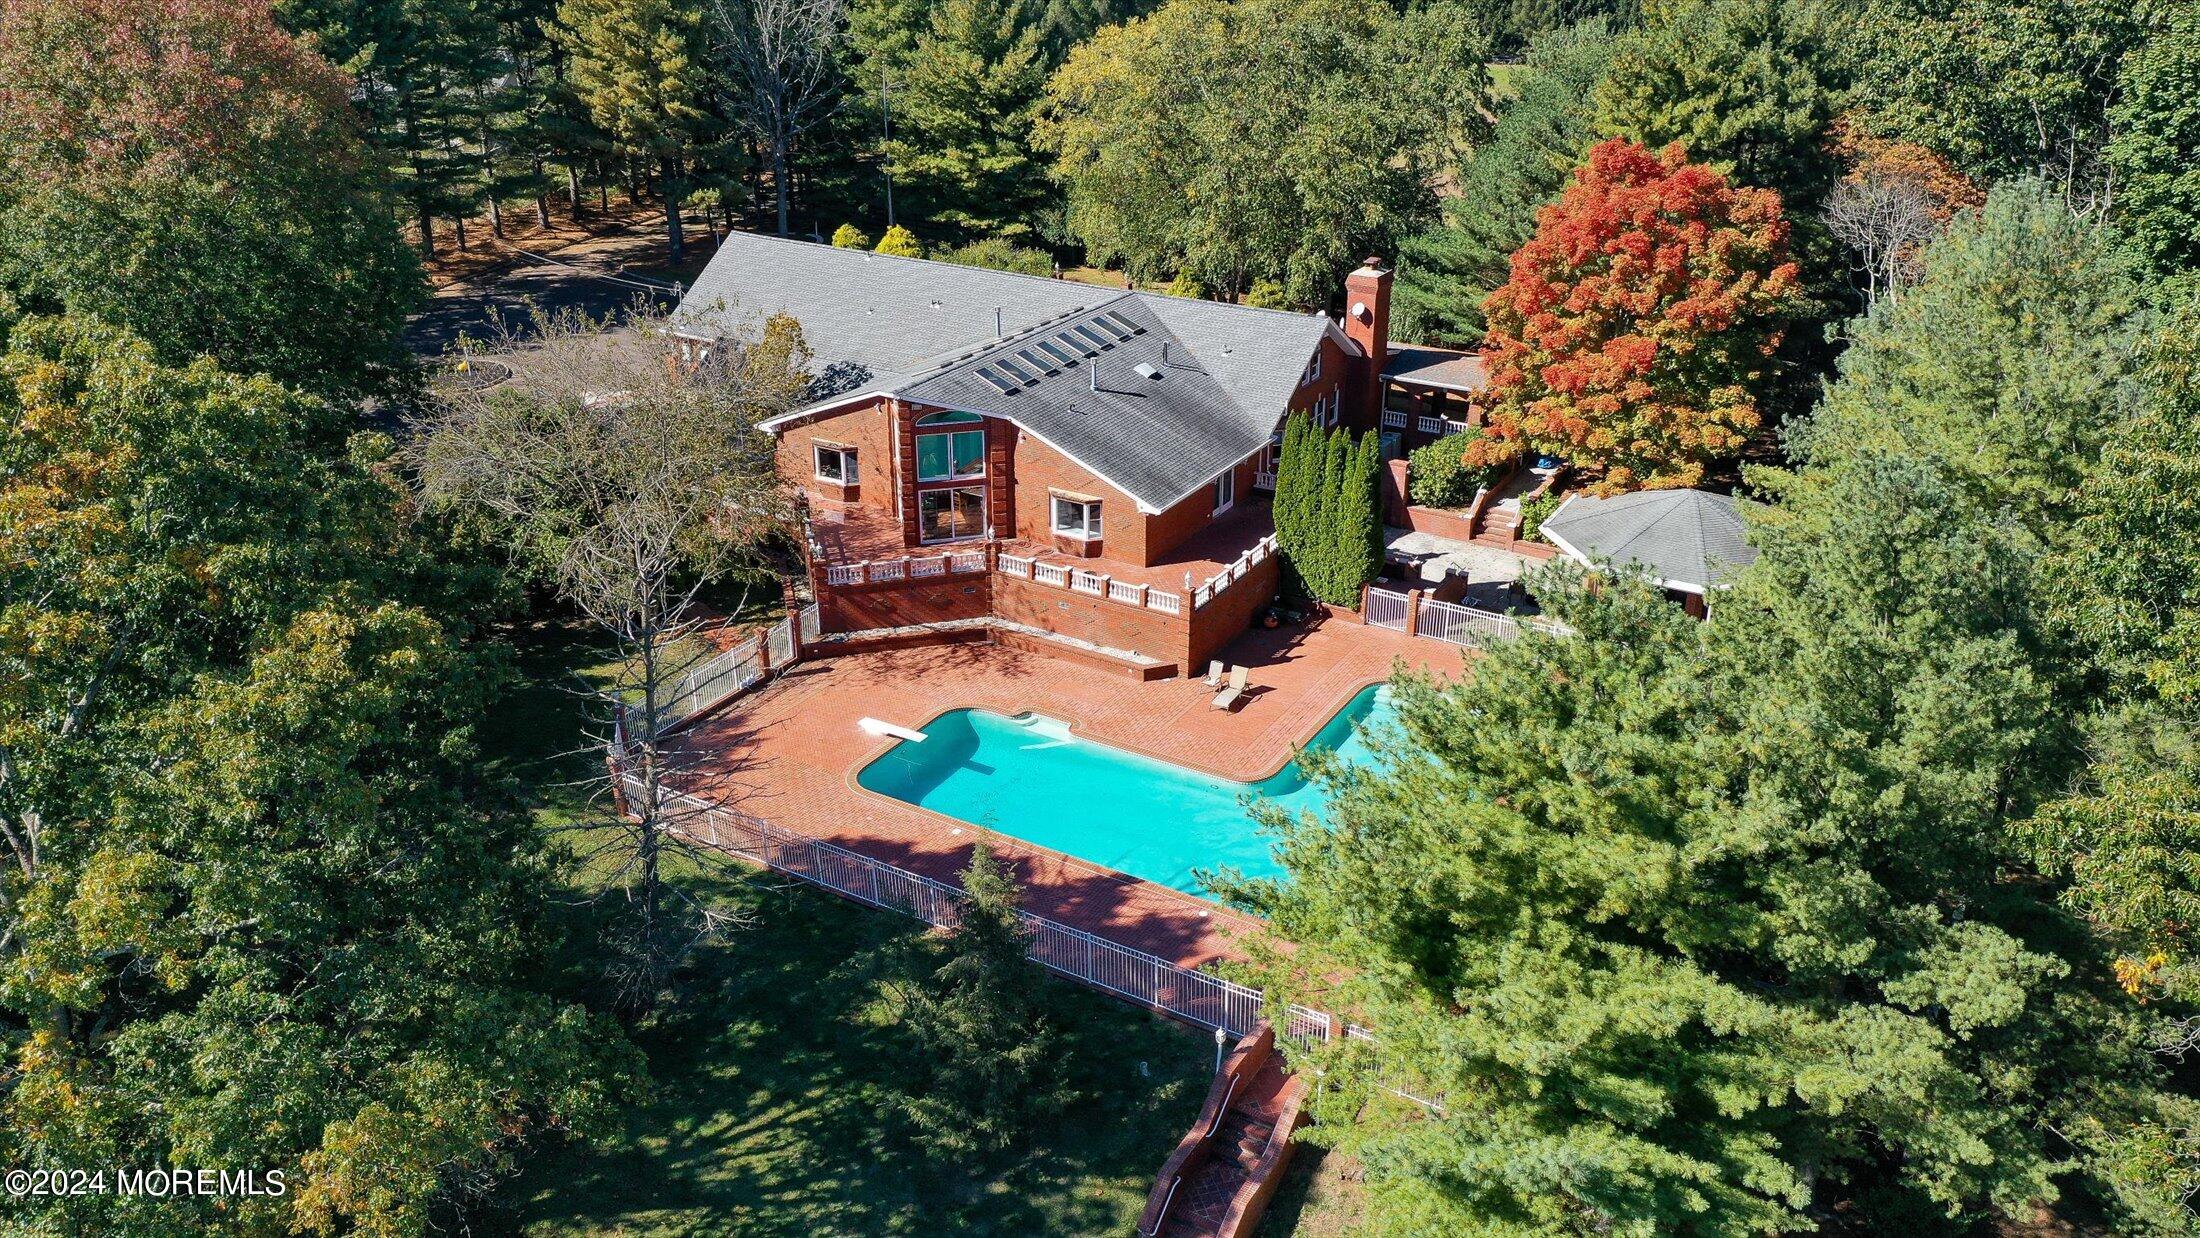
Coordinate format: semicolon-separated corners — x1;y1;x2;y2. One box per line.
855;684;1395;895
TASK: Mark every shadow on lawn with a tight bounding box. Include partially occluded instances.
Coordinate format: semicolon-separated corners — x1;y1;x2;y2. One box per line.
503;875;1212;1237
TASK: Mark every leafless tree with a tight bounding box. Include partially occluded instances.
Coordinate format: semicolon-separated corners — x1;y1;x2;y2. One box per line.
1825;175;1942;310
710;0;846;238
412;299;810;1014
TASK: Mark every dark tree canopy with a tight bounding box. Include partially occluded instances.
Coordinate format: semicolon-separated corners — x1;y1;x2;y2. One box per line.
0;0;423;402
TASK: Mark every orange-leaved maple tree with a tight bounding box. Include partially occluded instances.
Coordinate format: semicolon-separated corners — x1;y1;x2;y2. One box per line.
1470;139;1804;494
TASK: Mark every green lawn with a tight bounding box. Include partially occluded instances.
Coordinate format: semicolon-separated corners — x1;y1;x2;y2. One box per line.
482;619;1215;1236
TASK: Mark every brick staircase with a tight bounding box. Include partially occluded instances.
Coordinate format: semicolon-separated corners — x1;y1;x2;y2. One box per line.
1140;1028;1307;1238
1472;506;1522;549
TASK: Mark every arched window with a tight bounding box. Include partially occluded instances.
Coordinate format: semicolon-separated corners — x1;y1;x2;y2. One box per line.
915;410;983;426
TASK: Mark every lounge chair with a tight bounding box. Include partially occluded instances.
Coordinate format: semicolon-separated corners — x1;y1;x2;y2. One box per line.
1211;665;1249;711
1202;660;1226;688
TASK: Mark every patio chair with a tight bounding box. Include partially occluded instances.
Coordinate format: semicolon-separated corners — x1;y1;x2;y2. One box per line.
1202;660;1226;688
1211;665;1249;712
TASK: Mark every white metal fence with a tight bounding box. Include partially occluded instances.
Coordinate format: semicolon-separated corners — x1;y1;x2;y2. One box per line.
1365;587;1566;647
655;604;821;735
660;636;764;730
1365;587;1410;631
643;778;1328;1040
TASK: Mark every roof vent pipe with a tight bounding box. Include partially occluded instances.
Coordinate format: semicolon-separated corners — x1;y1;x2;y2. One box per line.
1089;363;1097;392
995;307;1004;337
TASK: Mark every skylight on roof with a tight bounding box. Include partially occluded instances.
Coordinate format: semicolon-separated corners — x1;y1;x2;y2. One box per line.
1092;315;1133;342
1057;331;1098;358
1016;347;1057;376
1103;310;1146;336
975;366;1019;396
994;356;1036;384
1071;324;1112;350
1036;339;1077;367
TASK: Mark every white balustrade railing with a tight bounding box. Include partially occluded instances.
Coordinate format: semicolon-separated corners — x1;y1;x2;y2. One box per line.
1254;470;1278;490
1416;414;1446;435
1381;408;1408;429
816;541;1195;618
1189;533;1280;611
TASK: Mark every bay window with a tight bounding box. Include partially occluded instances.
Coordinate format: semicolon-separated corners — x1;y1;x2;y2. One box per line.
1051;495;1102;540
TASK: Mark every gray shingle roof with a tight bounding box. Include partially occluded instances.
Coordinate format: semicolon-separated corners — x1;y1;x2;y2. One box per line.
674;232;1332;510
1539;488;1758;592
897;299;1273;510
1382;345;1487;392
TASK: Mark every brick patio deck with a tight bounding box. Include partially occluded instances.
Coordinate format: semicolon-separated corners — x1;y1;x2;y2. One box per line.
669;616;1467;970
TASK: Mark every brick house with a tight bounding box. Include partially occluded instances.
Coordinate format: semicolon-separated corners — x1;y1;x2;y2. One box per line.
672;234;1471;677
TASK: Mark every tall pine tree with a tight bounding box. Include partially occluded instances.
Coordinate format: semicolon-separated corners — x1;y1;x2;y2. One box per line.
886;0;1052;242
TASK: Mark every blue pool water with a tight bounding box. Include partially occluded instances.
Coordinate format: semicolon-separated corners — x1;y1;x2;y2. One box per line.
855;684;1396;894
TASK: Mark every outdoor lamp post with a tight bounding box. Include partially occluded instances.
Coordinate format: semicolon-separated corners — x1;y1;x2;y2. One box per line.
1214;1024;1229;1073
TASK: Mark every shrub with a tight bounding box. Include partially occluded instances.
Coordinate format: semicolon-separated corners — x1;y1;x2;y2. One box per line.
874;225;923;258
1520;489;1563;541
1243;279;1291;309
940;237;1054;277
831;223;871;249
1162;272;1207;299
1408;431;1488;508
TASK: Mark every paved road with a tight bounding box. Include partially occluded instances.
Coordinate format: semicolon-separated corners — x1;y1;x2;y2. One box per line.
403;230;703;361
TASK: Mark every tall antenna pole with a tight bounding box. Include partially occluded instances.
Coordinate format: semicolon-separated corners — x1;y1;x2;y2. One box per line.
880;68;895;229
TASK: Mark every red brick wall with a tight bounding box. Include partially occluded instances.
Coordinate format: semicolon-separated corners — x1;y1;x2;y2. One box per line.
1187;553;1282;671
776;400;898;514
993;575;1189;668
1010;430;1152;562
819;575;992;633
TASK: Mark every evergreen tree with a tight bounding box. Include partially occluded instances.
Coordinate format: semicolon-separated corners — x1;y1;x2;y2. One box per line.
886;0;1051;242
1227;174;2173;1235
553;0;713;263
1272;412;1311;560
1592;0;1846;214
1316;429;1384;605
1299;426;1353;604
891;845;1071;1156
276;0;501;258
832;222;873;247
1393;18;1620;346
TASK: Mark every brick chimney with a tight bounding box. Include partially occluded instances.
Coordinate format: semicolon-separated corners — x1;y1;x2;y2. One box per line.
1343;257;1392;426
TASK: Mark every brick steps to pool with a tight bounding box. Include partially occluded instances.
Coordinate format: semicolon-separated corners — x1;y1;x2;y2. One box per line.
1138;1025;1308;1238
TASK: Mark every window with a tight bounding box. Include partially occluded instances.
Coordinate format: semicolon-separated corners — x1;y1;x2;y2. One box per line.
1051;496;1102;540
918;487;987;543
916;417;986;481
1302;352;1322;386
814;444;856;483
1214;468;1236;515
